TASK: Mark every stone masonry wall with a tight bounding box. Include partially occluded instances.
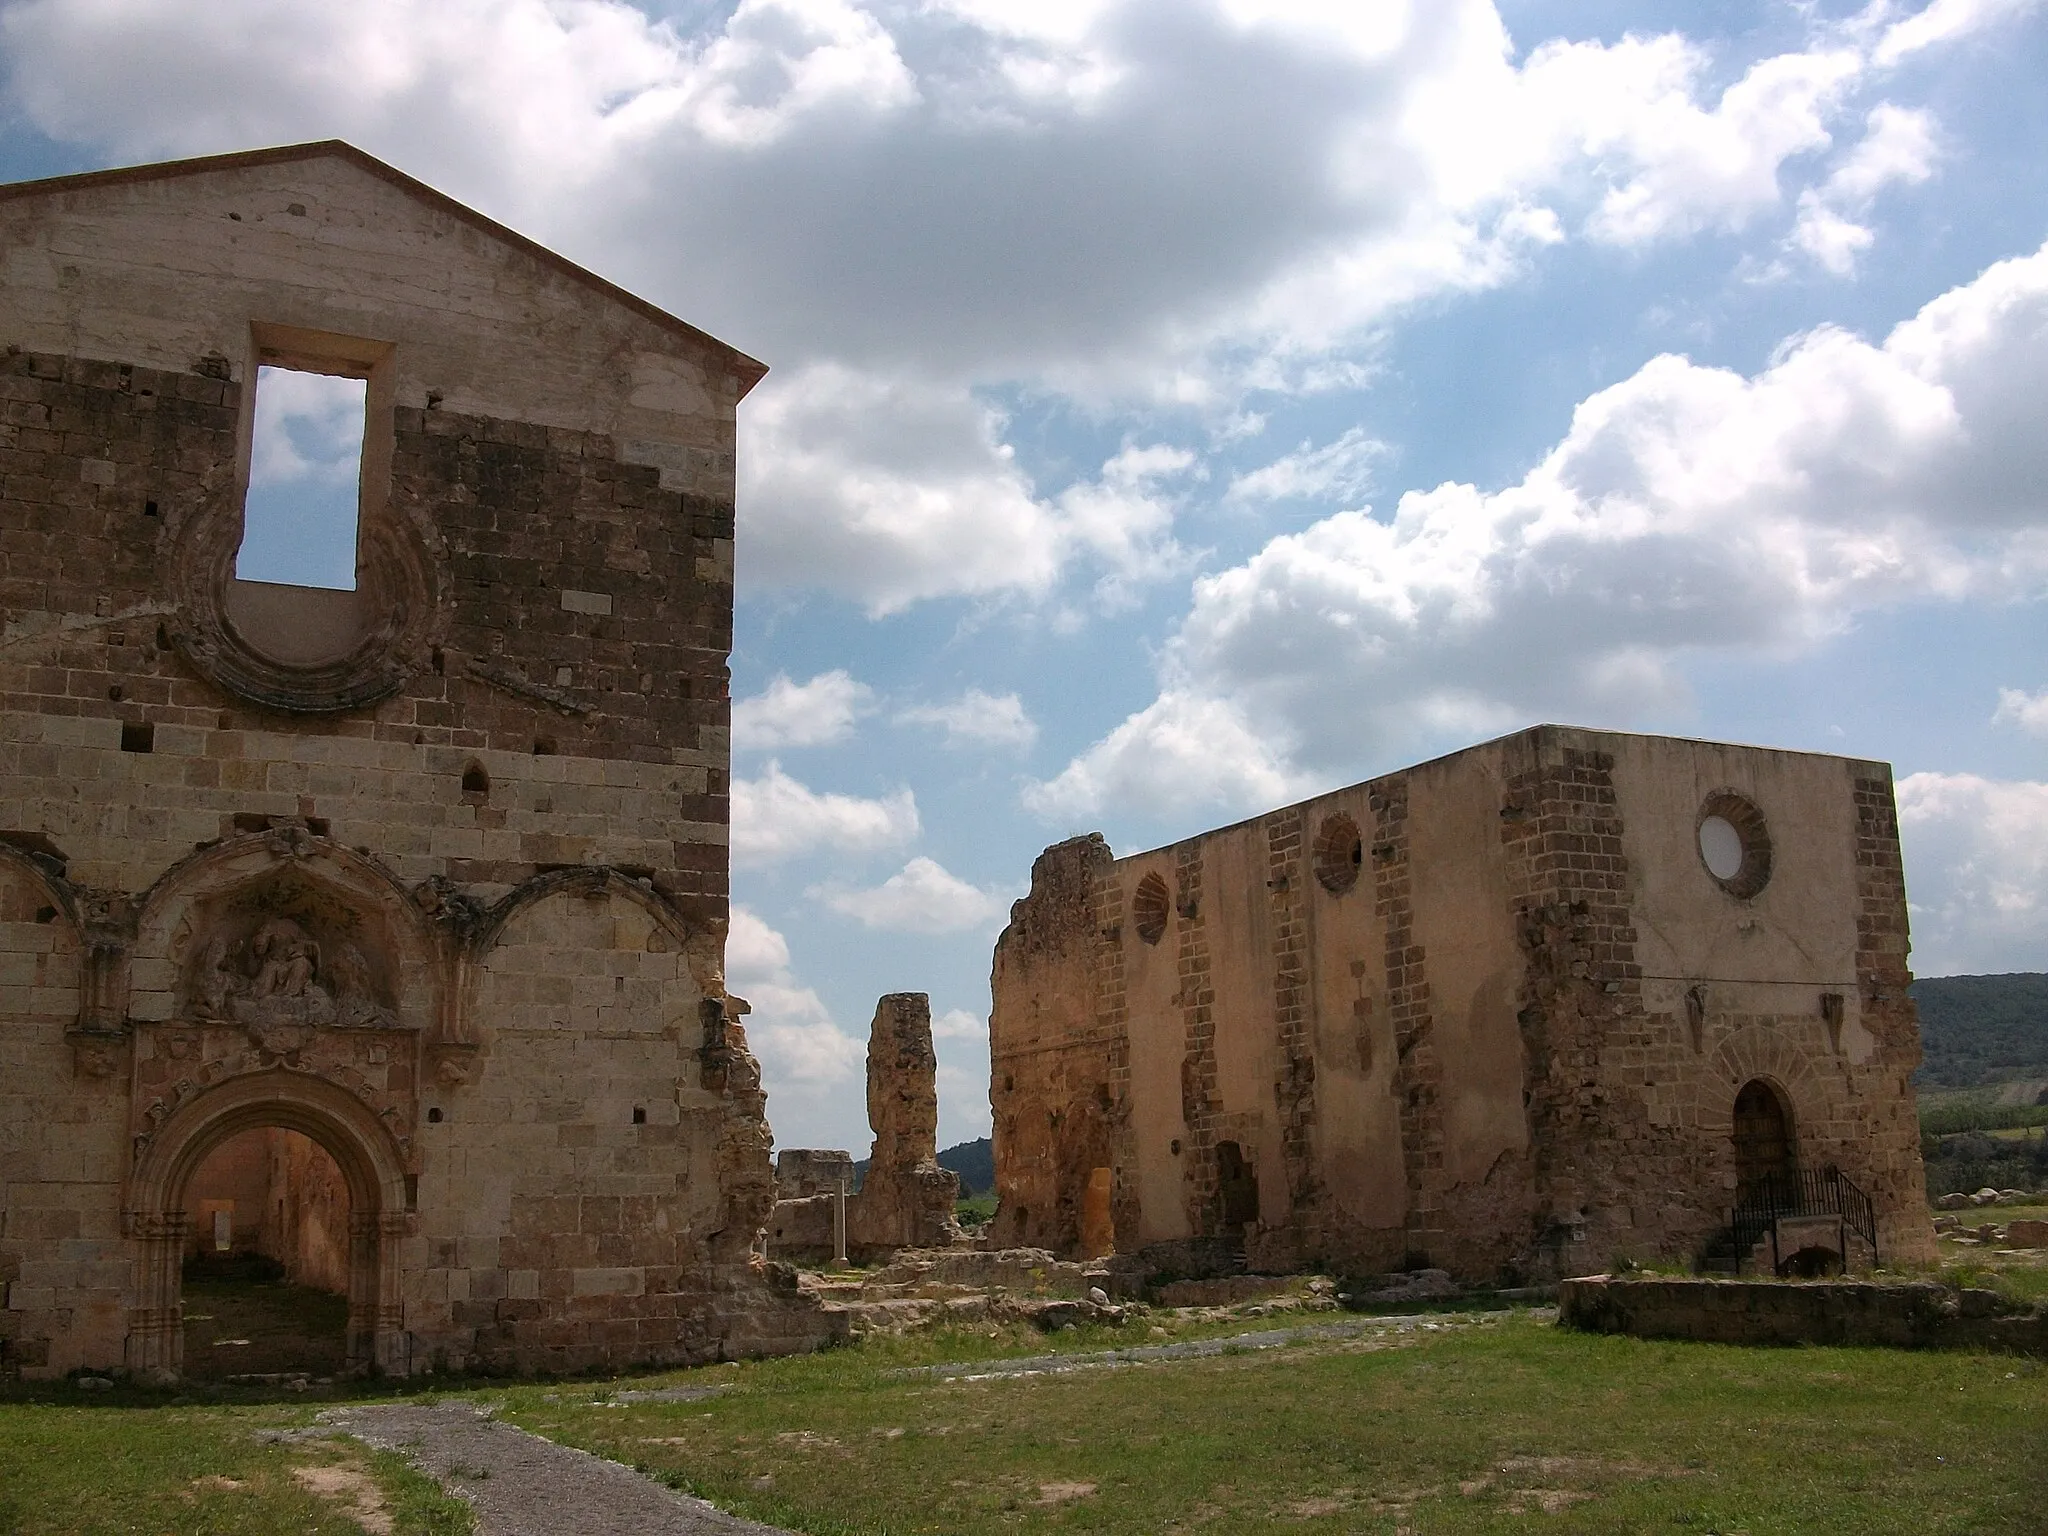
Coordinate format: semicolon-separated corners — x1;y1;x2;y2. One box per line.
0;149;838;1378
989;835;1121;1255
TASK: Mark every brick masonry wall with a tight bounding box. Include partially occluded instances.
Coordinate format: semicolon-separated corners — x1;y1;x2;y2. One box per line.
1849;772;1936;1262
0;352;731;918
1560;1275;2046;1354
1508;735;1936;1279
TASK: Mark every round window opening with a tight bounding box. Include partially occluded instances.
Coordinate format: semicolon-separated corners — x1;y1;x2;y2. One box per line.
1313;813;1364;895
1696;792;1772;899
1698;815;1743;880
1132;872;1170;945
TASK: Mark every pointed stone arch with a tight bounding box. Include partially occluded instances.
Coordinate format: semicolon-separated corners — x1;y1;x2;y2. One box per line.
123;1067;413;1379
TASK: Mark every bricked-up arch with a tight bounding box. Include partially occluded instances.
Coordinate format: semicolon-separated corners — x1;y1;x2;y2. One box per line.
124;1068;412;1379
0;842;83;1012
468;865;698;961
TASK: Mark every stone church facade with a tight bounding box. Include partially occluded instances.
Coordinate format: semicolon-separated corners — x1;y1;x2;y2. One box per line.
990;726;1936;1281
0;143;837;1379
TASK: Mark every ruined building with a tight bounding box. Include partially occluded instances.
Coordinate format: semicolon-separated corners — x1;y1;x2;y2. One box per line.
990;726;1936;1280
0;142;841;1379
769;993;961;1264
846;993;962;1257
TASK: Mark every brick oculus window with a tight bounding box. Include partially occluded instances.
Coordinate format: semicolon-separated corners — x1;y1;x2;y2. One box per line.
1313;813;1363;894
1132;872;1170;945
1697;791;1773;899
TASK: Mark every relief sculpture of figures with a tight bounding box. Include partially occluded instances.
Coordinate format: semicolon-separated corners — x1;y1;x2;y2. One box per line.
194;915;396;1042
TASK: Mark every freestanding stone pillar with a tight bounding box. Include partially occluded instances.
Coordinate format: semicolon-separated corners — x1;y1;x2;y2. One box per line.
847;993;962;1256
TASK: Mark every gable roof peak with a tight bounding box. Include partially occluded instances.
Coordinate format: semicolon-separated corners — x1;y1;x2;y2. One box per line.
0;139;767;397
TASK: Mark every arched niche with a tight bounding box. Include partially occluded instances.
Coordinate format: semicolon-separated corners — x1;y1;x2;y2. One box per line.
123;1067;413;1379
132;832;440;1034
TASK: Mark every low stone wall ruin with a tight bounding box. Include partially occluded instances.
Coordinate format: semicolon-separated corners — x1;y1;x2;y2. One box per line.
1559;1275;2048;1355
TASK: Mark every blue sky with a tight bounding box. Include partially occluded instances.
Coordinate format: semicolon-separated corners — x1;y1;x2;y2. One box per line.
5;0;2044;1153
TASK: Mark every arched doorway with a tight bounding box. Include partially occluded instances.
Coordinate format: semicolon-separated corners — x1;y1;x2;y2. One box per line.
1217;1141;1260;1231
1731;1079;1795;1196
125;1069;411;1381
181;1127;353;1379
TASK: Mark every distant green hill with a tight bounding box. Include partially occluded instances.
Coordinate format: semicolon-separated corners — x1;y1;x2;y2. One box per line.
1911;973;2048;1089
850;1137;995;1195
937;1137;993;1195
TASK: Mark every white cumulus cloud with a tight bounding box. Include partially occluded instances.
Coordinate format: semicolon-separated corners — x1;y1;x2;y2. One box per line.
1228;427;1387;505
932;1007;987;1042
730;761;919;866
1039;239;2048;819
732;669;875;750
6;0;2033;612
898;689;1038;749
1992;686;2048;735
1790;103;1940;275
813;856;1010;933
724;905;864;1087
1897;773;2048;975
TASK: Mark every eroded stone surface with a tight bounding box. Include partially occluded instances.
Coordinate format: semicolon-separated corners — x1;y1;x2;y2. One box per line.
846;993;961;1258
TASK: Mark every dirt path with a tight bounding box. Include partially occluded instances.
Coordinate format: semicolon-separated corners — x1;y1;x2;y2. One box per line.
329;1400;796;1536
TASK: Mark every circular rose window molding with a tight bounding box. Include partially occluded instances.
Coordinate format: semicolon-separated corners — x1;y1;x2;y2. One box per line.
1697;791;1772;899
166;491;442;715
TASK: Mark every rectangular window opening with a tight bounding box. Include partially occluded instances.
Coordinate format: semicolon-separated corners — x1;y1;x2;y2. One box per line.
237;364;367;591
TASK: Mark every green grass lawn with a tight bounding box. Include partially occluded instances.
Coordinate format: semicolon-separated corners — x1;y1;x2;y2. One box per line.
3;1305;2042;1534
487;1313;2046;1535
0;1393;472;1535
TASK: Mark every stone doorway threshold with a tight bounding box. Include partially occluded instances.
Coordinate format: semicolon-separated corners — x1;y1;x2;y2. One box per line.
329;1400;795;1536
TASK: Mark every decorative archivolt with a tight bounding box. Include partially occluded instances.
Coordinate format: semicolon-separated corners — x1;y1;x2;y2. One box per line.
134;828;441;1038
1700;1024;1827;1136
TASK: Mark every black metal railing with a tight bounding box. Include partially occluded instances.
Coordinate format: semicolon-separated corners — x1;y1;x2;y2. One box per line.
1729;1165;1879;1274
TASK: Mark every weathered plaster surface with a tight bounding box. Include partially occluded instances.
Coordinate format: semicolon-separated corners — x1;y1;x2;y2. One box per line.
990;725;1935;1280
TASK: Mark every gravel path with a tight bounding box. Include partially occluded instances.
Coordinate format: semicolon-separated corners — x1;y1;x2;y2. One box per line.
329;1400;796;1536
900;1307;1547;1381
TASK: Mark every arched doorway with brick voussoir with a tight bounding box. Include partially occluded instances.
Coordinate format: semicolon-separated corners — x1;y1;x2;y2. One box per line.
1731;1078;1796;1198
123;1069;411;1382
